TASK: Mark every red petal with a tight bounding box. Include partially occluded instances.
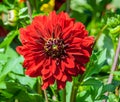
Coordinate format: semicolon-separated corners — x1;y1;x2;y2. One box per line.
61;74;72;82
53;24;62;38
74;55;89;64
62;55;75;69
20;25;41;45
71;37;82;44
54;67;63;80
25;58;46;77
72;22;88;37
48;76;55;85
81;37;94;47
76;64;86;74
50;60;56;74
42;81;49;90
66;68;78;76
49;11;57;26
16;46;24;55
61;20;74;40
57;80;66;90
61;74;67;82
42;76;55;90
42;59;53;80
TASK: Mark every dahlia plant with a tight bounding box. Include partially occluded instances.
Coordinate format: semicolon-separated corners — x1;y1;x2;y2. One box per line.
0;0;120;102
16;11;94;90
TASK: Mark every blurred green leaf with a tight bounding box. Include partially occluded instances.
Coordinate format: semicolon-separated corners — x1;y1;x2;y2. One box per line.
108;93;119;102
70;0;93;13
0;31;18;48
57;3;66;13
19;7;28;15
0;4;8;12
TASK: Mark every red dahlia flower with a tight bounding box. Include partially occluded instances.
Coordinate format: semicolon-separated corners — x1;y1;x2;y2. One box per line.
16;11;94;90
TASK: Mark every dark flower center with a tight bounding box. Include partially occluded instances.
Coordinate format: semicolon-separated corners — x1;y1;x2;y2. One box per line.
44;38;67;58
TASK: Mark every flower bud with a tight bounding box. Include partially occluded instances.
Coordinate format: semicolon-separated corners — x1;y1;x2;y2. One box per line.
107;15;120;35
40;0;55;13
8;10;18;22
110;25;120;34
2;10;19;26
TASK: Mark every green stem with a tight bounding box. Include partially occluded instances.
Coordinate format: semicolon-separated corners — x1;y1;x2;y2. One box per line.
70;82;78;102
70;75;85;102
38;77;49;102
26;0;33;22
33;0;37;11
37;77;43;95
66;0;70;13
43;90;49;102
63;87;66;102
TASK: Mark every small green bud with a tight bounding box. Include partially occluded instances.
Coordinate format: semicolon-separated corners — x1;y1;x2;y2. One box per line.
8;10;18;23
2;10;19;26
107;15;120;28
110;25;120;34
107;14;120;35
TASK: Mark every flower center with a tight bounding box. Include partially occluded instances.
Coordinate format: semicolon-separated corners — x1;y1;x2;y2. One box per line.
44;38;67;58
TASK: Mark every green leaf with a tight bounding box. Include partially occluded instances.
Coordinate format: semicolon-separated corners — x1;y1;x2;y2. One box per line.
57;3;66;13
70;0;93;13
0;81;6;89
28;94;44;102
66;82;72;102
102;84;115;93
112;71;120;80
19;7;28;15
0;90;13;99
0;31;18;48
108;93;119;102
95;86;103;100
83;78;102;87
0;56;22;82
77;91;93;102
5;47;18;58
15;75;37;89
0;54;7;65
19;14;29;19
97;49;107;65
5;82;44;102
85;49;107;77
0;4;8;12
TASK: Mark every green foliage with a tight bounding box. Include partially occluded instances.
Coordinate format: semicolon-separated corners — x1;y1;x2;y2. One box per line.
0;47;40;102
85;49;107;77
0;31;18;48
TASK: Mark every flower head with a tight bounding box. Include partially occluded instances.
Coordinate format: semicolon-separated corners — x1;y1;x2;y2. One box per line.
16;11;94;90
40;0;55;13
